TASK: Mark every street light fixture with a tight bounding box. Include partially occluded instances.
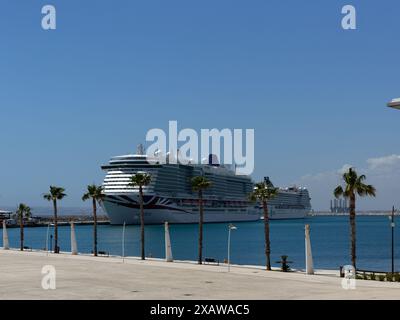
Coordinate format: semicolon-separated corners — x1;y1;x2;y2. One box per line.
227;223;237;272
387;98;400;110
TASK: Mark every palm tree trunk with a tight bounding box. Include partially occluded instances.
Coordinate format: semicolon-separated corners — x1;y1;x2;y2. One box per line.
349;194;356;269
263;200;271;270
20;215;24;251
53;199;58;253
198;190;204;265
139;186;145;260
93;198;98;257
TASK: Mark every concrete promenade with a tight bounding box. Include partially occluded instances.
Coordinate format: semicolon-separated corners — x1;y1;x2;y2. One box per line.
0;249;399;300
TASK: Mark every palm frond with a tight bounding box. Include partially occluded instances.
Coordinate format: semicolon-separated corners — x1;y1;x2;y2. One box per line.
335;168;376;199
248;192;257;203
365;184;376;197
82;193;90;201
16;203;31;219
82;184;105;201
191;176;212;191
44;186;67;201
333;185;344;198
357;174;366;183
249;181;278;202
129;172;152;188
356;184;376;197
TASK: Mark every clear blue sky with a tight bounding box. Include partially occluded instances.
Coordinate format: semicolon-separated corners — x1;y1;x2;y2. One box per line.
0;0;399;210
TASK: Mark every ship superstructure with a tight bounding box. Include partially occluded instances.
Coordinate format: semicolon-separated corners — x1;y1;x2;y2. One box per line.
101;148;259;224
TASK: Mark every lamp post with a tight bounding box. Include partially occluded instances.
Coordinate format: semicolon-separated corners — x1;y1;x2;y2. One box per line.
389;207;396;274
45;223;50;256
386;98;398;273
386;98;398;272
227;223;237;272
46;223;55;255
122;222;126;263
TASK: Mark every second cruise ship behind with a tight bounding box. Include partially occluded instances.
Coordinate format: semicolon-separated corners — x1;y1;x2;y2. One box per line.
100;146;311;224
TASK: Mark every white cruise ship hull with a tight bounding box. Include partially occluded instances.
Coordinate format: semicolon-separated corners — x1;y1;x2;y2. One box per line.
100;152;312;225
101;195;261;225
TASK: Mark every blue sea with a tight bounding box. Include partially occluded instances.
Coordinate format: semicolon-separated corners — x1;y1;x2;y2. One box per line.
1;216;399;271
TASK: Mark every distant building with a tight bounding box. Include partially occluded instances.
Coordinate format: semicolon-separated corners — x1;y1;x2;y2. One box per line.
330;198;349;213
0;210;14;226
0;210;12;220
28;216;42;224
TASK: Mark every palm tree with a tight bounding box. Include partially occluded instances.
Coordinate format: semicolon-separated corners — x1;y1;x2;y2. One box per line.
43;186;67;253
334;168;376;269
191;176;212;265
82;184;105;257
249;179;278;270
16;203;31;251
128;172;152;260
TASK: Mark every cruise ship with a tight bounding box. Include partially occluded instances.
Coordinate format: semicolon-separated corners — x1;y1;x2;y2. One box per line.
261;177;311;220
100;147;259;225
100;147;312;224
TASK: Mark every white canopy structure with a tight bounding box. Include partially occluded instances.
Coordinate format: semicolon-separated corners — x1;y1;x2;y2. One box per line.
388;98;400;110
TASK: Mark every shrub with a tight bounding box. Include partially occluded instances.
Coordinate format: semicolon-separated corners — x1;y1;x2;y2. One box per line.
378;275;385;281
369;273;376;281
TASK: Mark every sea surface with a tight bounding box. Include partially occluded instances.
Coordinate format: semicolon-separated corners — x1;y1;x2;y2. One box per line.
1;216;399;271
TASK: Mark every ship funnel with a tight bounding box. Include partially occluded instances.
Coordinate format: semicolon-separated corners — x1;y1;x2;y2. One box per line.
137;144;145;155
208;154;220;166
264;177;274;188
